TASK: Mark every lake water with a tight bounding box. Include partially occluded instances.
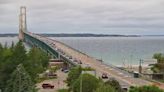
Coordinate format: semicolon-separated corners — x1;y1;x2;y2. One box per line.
1;36;164;66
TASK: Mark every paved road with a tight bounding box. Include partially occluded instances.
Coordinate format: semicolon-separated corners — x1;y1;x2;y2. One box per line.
44;38;152;87
29;33;156;88
26;29;164;89
36;70;67;92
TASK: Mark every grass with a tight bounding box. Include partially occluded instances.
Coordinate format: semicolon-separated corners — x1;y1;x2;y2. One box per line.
37;76;57;83
82;67;95;71
158;79;164;83
58;88;69;92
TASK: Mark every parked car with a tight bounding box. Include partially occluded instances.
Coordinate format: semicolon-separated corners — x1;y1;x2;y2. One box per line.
73;59;78;62
61;68;69;73
63;69;69;73
61;68;67;71
69;56;72;59
42;83;54;89
78;60;82;64
102;73;108;79
85;64;91;68
48;73;57;78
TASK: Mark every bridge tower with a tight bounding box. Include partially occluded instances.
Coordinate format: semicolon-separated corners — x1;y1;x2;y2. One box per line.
19;6;27;41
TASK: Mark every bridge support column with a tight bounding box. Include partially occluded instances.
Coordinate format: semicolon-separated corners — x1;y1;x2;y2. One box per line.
58;53;60;59
50;54;55;59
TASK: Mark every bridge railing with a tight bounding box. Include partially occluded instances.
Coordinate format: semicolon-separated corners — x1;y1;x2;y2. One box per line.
24;32;77;66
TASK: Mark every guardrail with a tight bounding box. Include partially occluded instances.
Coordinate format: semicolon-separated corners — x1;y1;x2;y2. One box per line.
24;32;77;66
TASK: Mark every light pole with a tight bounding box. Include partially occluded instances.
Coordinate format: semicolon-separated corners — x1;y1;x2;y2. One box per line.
80;74;83;92
139;59;143;73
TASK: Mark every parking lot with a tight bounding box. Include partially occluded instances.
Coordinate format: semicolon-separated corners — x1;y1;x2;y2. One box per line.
36;70;68;92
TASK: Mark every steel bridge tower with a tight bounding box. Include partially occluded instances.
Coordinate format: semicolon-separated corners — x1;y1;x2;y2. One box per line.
19;6;27;41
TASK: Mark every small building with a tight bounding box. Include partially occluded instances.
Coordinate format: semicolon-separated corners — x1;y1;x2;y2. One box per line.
152;73;164;80
49;59;63;62
133;72;139;78
49;59;63;67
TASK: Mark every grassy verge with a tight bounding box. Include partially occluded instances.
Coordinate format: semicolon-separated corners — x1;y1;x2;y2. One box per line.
58;88;69;92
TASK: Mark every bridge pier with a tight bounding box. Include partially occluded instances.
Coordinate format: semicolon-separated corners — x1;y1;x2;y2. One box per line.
58;53;60;59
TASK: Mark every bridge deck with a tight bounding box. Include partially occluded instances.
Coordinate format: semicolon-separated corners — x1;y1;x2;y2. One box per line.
46;37;152;87
24;32;152;87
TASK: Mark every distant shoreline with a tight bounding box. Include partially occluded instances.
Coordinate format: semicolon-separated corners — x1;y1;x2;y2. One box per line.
0;33;164;37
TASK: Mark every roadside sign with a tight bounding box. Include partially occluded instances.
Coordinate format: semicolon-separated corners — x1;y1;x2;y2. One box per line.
143;59;157;65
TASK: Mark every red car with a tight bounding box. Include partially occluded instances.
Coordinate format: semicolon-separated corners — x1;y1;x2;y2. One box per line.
42;83;54;89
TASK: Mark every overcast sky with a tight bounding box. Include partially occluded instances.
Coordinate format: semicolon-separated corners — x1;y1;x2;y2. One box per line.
0;0;164;35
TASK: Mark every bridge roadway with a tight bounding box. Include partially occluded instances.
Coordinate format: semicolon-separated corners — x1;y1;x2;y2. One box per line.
25;32;152;88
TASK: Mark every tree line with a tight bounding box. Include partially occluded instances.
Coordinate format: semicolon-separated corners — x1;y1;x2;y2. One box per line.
60;66;164;92
152;53;164;73
0;41;49;92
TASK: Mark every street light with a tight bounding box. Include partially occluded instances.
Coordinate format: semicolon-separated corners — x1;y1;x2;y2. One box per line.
80;74;83;92
139;59;143;73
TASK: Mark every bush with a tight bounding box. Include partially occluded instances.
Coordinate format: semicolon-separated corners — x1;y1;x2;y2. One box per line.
58;89;69;92
95;83;116;92
67;66;82;87
72;73;99;92
129;85;164;92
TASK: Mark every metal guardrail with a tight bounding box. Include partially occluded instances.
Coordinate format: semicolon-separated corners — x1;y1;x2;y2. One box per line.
24;32;77;66
140;73;164;86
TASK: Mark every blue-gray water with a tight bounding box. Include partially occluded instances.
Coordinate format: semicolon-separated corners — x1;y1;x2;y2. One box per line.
1;36;164;66
51;37;164;66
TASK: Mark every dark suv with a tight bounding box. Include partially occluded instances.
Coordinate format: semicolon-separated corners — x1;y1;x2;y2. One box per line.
42;83;54;89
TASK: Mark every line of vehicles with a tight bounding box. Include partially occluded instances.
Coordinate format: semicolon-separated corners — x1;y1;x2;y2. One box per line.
41;72;109;89
31;34;130;91
48;41;83;66
35;35;111;89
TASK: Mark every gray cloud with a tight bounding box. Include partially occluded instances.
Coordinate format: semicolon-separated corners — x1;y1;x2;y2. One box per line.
0;0;164;35
0;0;12;4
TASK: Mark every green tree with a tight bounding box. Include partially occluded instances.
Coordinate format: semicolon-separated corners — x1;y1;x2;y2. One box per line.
12;41;27;65
67;66;82;87
4;42;8;49
105;78;122;92
10;41;15;51
0;41;49;91
95;84;116;92
5;64;36;92
58;89;69;92
0;47;13;90
0;41;27;90
25;47;49;82
0;43;3;58
129;85;164;92
72;73;99;92
153;53;164;63
152;53;164;73
0;43;3;66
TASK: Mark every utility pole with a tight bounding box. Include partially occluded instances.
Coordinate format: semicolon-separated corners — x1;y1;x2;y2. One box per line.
80;74;83;92
139;59;143;74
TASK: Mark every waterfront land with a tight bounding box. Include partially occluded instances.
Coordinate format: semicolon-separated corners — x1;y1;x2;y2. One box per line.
0;33;140;37
0;40;163;92
2;33;164;37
